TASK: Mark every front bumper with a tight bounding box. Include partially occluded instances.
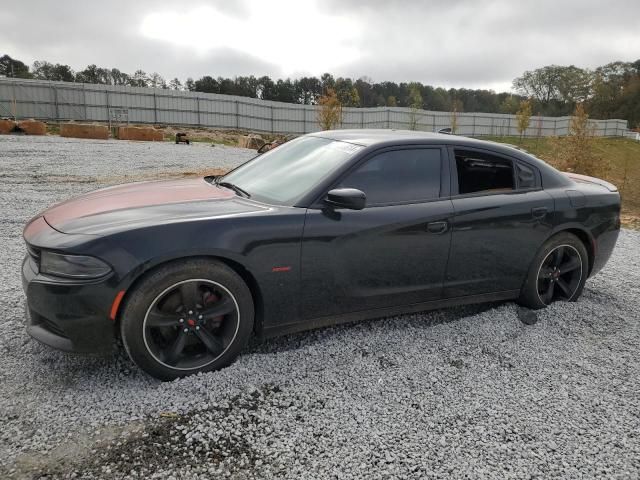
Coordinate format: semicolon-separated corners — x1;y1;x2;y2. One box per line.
22;254;117;354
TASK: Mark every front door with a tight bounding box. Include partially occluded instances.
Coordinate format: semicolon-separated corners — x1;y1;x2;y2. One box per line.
300;146;454;319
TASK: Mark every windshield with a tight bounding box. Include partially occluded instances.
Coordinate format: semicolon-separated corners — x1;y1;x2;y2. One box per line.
219;136;364;206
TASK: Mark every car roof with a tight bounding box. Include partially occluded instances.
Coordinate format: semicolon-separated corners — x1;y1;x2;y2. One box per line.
309;129;530;153
309;129;449;146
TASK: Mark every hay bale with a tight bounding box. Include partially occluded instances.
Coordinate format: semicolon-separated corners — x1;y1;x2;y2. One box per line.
118;126;164;142
238;134;265;149
0;119;16;134
60;123;110;140
18;119;46;135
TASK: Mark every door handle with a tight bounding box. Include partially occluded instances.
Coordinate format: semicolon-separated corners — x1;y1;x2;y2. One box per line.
426;221;448;234
531;207;548;219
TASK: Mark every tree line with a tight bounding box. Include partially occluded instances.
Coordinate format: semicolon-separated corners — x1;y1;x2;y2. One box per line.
1;54;638;127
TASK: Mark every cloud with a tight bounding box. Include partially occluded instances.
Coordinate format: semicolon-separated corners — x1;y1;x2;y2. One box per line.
140;2;361;74
1;0;639;91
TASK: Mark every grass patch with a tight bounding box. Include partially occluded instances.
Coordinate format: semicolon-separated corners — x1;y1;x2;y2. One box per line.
45;122;60;135
484;136;640;229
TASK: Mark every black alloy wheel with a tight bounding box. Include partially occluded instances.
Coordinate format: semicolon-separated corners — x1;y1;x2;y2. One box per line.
143;279;239;370
518;232;588;310
536;245;583;305
120;260;254;380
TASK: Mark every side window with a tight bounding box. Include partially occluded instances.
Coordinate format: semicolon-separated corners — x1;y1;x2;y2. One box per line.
454;150;514;195
339;149;441;206
517;162;536;189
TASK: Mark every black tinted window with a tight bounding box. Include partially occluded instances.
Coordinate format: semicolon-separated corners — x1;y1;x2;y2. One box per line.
339;149;441;205
517;162;536;189
454;150;514;194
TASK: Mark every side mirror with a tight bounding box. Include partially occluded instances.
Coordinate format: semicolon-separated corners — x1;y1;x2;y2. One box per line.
437;127;452;135
325;188;366;210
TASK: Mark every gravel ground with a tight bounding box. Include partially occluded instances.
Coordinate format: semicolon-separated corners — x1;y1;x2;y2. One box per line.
0;135;638;479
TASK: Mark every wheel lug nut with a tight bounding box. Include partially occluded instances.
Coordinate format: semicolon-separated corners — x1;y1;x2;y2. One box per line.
195;326;200;330
198;315;203;319
188;310;193;315
179;318;184;323
183;328;189;333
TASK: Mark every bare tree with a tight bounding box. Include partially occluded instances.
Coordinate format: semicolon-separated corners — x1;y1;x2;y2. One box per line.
450;98;463;134
516;99;532;141
316;88;343;131
553;103;608;178
407;84;423;130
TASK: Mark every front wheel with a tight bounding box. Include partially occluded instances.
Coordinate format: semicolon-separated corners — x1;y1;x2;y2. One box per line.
120;259;254;380
518;232;588;310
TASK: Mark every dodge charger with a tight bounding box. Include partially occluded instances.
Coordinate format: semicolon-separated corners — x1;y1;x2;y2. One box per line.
22;130;620;380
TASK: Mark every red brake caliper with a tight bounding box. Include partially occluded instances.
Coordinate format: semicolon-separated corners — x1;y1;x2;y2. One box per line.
202;291;224;328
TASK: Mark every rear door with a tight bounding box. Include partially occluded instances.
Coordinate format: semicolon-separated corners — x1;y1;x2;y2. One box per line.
443;147;555;298
300;146;454;319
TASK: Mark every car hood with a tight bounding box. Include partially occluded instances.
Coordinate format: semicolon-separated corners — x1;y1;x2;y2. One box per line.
42;177;267;235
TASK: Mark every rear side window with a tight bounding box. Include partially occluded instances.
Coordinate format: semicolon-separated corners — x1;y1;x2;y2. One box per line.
339;149;441;205
454;150;514;194
517;162;536;189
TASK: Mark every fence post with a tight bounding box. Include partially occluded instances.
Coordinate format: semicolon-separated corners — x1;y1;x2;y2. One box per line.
10;80;17;120
386;108;390;128
52;84;59;120
303;106;307;133
83;84;88;121
235;100;239;129
270;104;274;133
196;97;201;126
153;91;158;124
105;88;110;124
472;114;476;137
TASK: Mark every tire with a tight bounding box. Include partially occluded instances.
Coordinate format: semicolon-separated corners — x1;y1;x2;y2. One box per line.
120;259;254;380
518;232;589;310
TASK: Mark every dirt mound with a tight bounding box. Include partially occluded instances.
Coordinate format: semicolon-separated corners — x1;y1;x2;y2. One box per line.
118;126;164;142
0;119;16;134
60;123;109;140
238;134;265;149
18;120;46;135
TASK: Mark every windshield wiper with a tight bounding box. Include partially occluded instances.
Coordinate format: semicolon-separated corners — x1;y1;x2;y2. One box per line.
216;181;251;198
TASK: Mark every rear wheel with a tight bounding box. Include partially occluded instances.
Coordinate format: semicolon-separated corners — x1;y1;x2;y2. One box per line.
518;232;588;309
120;260;253;380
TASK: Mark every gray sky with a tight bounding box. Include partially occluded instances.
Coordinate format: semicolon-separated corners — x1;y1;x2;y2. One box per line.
2;0;639;92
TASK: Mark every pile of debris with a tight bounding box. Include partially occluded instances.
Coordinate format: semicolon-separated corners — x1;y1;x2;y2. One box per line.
0;119;46;135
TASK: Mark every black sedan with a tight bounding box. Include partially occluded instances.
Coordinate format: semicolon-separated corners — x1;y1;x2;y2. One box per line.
22;130;620;380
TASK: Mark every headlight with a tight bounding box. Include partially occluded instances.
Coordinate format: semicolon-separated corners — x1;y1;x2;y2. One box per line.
40;251;112;279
